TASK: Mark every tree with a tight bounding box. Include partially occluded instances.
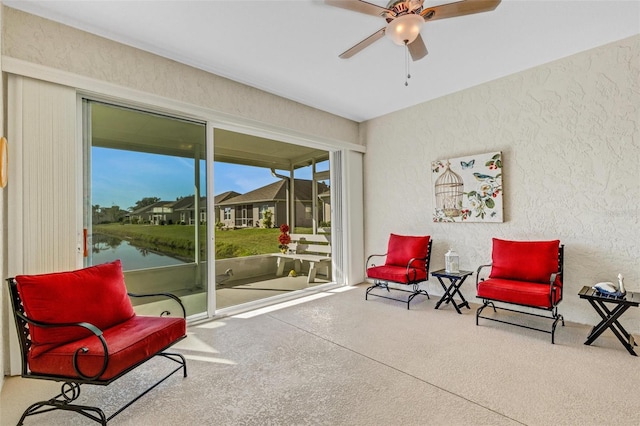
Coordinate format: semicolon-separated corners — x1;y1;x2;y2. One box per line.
104;205;126;223
262;209;273;228
93;204;127;224
131;197;160;211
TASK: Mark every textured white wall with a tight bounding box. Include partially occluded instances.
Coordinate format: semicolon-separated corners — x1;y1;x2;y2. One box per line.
363;35;640;332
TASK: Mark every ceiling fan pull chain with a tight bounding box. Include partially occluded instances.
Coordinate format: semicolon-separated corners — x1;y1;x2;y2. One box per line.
404;41;411;87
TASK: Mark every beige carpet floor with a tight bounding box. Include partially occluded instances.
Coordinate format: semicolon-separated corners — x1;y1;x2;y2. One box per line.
2;284;639;425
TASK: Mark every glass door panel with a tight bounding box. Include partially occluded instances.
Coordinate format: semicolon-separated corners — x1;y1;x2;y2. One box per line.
213;128;333;310
85;101;207;317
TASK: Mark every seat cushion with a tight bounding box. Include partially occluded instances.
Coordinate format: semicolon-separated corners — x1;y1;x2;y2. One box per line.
16;260;135;356
367;265;427;284
385;234;430;268
489;238;560;283
28;315;186;381
477;278;562;309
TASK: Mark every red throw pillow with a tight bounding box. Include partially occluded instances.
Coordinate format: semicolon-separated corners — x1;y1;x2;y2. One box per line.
385;234;430;268
489;238;560;283
16;260;135;351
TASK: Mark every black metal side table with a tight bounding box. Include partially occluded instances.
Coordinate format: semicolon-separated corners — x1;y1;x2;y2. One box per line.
578;286;639;356
431;269;473;314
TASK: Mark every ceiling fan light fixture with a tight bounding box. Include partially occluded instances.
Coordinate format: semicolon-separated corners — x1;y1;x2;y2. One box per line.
385;13;423;46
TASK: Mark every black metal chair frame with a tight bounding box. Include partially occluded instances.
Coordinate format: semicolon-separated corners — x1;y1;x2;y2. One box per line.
365;240;433;309
475;245;565;343
7;278;188;425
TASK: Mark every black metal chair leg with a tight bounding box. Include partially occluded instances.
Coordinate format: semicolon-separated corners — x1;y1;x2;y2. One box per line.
366;282;429;309
477;300;563;343
406;288;429;309
551;314;564;344
20;399;107;426
476;301;494;325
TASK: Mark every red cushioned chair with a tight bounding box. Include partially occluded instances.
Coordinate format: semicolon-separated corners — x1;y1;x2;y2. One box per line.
7;260;187;425
366;234;433;309
476;238;564;343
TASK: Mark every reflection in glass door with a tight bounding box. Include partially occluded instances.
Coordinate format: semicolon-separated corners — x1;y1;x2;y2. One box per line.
84;101;207;317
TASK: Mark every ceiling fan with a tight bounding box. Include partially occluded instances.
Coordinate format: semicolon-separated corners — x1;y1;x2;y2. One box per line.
326;0;501;61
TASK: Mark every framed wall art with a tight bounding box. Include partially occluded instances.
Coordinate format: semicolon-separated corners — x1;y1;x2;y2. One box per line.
431;151;503;223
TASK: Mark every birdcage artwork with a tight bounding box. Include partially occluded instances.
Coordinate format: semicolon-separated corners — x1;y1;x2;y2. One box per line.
435;162;463;218
432;152;503;223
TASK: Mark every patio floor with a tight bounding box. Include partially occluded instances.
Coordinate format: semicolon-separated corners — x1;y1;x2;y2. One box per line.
216;273;330;309
144;273;332;317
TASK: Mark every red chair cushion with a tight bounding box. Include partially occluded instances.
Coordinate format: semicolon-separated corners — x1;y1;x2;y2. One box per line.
477;278;562;309
28;315;186;381
489;238;560;283
385;234;430;268
15;260;135;356
367;265;427;284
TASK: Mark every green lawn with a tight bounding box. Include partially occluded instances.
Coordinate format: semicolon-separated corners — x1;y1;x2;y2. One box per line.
93;224;310;259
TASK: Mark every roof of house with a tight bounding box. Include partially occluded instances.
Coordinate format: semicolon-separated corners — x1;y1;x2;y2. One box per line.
173;196;208;212
130;200;174;215
214;191;241;204
128;181;326;213
217;179;322;206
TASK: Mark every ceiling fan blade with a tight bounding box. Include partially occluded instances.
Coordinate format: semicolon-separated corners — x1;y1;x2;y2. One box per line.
421;0;501;21
339;27;386;59
325;0;391;18
408;34;428;61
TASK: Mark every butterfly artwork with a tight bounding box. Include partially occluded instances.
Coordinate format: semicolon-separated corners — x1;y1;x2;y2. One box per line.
431;151;503;223
461;159;475;169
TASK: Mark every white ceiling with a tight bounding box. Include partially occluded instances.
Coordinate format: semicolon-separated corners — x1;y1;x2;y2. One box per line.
5;0;639;122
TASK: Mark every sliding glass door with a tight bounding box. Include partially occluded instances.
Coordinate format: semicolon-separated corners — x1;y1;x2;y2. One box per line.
212;128;334;310
84;101;343;316
84;101;208;316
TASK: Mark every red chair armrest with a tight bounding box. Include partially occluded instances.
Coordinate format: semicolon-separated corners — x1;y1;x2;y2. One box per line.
128;292;186;318
366;253;387;269
476;263;492;289
17;311;109;380
405;256;427;281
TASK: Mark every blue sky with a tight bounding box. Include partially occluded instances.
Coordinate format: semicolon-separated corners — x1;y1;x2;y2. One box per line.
92;147;317;210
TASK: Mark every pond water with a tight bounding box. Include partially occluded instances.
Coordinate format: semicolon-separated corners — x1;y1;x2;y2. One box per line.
91;235;187;271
